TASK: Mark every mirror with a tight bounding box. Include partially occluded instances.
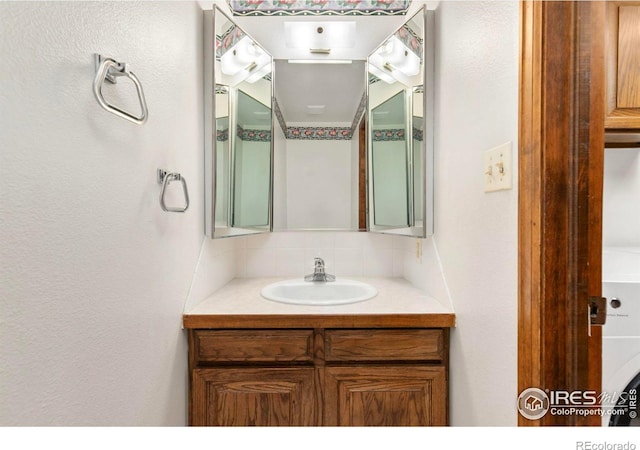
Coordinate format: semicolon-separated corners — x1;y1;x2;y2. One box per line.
370;90;410;227
272;60;367;231
367;6;434;237
204;6;273;238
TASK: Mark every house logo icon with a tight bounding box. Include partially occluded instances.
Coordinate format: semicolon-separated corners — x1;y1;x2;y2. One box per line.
517;388;550;420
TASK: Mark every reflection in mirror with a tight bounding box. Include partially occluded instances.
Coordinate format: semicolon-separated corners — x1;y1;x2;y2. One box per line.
367;6;433;238
371;91;409;227
233;90;271;227
215;88;229;228
412;86;425;228
204;6;273;238
272;60;367;231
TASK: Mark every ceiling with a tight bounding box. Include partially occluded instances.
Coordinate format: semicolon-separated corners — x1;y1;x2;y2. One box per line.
206;1;437;125
274;61;366;124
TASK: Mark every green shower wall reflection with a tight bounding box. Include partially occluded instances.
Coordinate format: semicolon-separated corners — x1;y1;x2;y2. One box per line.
233;89;271;228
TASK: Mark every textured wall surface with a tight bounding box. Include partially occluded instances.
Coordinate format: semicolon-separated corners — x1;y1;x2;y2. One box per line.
0;1;218;425
403;1;520;425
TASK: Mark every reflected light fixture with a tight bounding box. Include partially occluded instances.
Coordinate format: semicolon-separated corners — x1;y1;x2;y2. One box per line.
220;36;257;75
220;36;271;84
369;35;421;84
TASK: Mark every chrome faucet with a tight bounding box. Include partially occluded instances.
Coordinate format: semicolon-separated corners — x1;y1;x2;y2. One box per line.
304;257;336;282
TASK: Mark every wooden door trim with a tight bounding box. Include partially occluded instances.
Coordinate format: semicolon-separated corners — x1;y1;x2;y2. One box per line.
359;116;367;230
518;0;605;426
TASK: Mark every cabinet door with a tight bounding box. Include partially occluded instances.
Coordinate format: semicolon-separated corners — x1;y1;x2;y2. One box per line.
325;365;447;426
605;1;640;129
191;367;318;426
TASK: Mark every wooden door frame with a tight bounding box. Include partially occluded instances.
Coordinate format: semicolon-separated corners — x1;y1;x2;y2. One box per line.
518;0;605;426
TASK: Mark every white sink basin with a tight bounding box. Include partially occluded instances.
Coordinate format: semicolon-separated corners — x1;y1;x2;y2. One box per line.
261;279;378;306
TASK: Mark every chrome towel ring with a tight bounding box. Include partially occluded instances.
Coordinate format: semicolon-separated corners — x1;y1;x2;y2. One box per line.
157;169;190;213
93;54;148;125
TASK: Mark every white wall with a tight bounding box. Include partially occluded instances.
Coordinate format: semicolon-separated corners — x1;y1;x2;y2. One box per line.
284;139;354;229
0;1;239;426
403;1;519;426
236;231;401;279
603;149;640;247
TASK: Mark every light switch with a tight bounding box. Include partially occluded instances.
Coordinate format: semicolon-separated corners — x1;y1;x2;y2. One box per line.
483;142;512;192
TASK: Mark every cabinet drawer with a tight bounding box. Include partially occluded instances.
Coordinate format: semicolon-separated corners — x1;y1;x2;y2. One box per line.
325;329;444;362
192;330;314;363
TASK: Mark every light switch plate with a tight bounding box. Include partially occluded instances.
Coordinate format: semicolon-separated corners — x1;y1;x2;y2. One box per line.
483;142;512;192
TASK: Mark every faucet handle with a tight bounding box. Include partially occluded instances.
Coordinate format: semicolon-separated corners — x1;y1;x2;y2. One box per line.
305;257;335;282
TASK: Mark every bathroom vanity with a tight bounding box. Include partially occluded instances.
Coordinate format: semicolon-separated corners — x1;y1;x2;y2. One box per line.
183;278;455;426
193;5;449;426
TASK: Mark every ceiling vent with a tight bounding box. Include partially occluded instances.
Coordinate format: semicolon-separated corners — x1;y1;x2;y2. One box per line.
306;105;326;115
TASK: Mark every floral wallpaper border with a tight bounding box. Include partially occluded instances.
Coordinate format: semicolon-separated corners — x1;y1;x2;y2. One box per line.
217;128;230;142
224;124;421;142
227;0;411;17
397;23;423;59
349;92;367;136
371;127;423;141
286;126;353;140
237;125;272;142
372;128;405;141
412;126;423;142
274;98;288;136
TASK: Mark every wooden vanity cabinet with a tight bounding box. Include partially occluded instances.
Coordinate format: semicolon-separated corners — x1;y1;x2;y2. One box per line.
605;2;640;135
191;367;318;426
187;327;449;426
189;329;319;426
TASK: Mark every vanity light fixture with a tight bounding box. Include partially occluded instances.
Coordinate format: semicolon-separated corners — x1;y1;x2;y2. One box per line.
369;35;421;84
220;35;271;85
284;21;356;50
380;36;421;76
220;36;256;75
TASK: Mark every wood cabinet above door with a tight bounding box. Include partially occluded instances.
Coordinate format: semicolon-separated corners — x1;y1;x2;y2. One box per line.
605;2;640;136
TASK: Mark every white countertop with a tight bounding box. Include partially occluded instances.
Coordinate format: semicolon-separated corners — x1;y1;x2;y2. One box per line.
185;277;454;316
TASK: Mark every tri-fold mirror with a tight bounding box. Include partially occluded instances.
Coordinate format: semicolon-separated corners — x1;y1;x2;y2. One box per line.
204;7;274;238
367;7;434;237
204;5;433;239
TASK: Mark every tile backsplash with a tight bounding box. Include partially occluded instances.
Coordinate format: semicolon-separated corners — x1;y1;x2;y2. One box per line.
236;231;406;278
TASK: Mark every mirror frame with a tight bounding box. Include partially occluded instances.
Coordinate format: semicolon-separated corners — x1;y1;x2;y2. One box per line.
366;6;434;238
204;6;274;239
